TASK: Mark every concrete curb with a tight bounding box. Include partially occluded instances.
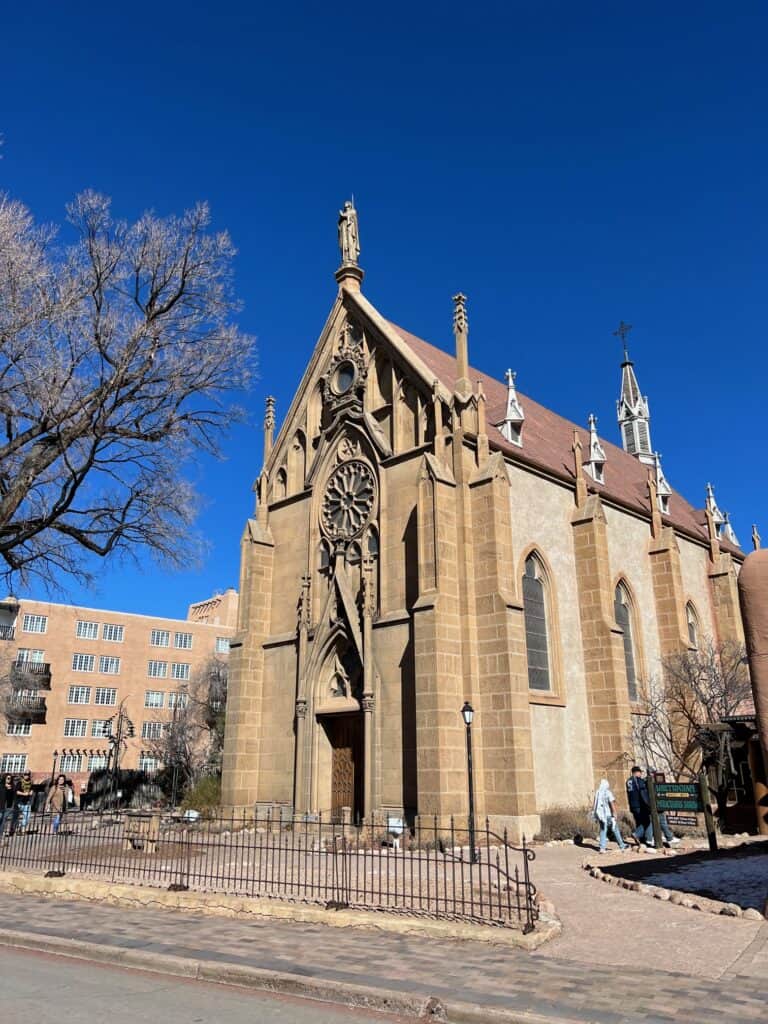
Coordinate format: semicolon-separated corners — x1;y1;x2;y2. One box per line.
0;925;580;1024
0;870;560;949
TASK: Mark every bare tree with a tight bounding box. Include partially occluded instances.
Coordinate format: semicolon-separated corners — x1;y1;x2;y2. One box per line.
0;191;253;590
147;655;228;790
633;638;751;781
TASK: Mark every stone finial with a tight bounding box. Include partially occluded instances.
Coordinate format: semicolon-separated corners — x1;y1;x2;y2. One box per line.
572;430;587;508
497;369;525;445
452;293;471;397
647;470;662;539
583;413;607;484
263;396;276;465
752;524;761;551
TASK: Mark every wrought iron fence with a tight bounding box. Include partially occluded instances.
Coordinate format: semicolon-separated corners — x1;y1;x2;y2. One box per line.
0;809;538;932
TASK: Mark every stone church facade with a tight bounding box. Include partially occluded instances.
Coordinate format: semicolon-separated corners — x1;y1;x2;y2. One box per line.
221;204;746;839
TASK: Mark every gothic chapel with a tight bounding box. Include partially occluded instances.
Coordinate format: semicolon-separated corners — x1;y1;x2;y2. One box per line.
221;203;746;839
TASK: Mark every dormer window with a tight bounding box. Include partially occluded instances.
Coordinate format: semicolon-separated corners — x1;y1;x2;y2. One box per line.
659;494;669;515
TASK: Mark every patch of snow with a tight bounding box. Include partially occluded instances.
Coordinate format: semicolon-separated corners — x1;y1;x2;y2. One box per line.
643;854;768;911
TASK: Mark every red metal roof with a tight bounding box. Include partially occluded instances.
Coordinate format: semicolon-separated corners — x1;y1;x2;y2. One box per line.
387;321;742;558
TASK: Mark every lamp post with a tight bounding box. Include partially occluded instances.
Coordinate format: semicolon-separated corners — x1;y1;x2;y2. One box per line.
50;749;59;783
461;701;478;864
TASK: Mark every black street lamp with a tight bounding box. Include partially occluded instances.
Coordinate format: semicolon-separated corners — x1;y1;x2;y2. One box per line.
50;749;59;783
461;701;478;864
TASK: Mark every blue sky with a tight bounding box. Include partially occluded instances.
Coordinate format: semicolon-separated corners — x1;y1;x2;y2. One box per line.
2;2;766;617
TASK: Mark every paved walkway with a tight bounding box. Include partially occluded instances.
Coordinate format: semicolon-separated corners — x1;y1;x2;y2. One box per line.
0;841;765;1023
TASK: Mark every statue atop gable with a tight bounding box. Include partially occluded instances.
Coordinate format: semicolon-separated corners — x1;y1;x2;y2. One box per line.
338;200;360;266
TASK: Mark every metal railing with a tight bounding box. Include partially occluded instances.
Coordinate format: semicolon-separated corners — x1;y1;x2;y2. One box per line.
4;694;47;718
0;809;538;932
11;661;51;688
0;624;14;641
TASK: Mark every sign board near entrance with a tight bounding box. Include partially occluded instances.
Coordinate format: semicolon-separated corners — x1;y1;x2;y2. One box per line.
664;811;699;828
655;782;703;813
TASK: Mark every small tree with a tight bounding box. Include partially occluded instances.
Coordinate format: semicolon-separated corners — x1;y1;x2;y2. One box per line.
0;191;253;590
633;638;751;783
147;655;228;796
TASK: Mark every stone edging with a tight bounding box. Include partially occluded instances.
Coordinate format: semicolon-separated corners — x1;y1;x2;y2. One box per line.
0;870;560;949
582;862;766;921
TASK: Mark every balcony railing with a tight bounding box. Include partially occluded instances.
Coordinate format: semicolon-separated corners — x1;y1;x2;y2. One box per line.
10;660;51;689
0;624;15;641
5;693;47;721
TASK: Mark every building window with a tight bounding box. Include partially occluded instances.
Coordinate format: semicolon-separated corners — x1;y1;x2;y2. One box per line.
0;753;27;773
102;623;124;643
686;603;699;648
72;653;95;673
76;620;99;640
16;648;44;665
171;662;190;681
141;721;163;740
138;754;159;773
7;720;32;736
91;719;111;738
64;718;88;738
522;554;551;692
22;614;47;634
168;691;188;710
94;687;117;706
68;686;91;705
150;629;170;647
99;655;121;675
144;690;165;709
88;753;108;771
147;660;168;679
215;637;230;654
614;582;639;702
59;753;82;773
174;632;193;651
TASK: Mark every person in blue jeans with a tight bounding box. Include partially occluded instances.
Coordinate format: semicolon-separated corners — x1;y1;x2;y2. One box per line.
15;771;34;831
626;766;681;849
592;779;626;853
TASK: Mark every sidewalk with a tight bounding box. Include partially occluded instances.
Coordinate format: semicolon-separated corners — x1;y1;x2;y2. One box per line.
0;842;765;1023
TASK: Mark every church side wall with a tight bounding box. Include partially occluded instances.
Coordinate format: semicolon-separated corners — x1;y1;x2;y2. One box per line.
604;506;662;689
265;496;312;637
506;466;593;809
678;535;719;643
259;643;298;805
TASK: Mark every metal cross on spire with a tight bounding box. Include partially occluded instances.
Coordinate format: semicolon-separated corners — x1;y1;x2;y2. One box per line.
613;320;633;362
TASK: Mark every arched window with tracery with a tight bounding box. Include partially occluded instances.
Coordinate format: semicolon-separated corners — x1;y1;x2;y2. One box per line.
522;554;552;692
686;602;699;648
274;467;287;501
614;581;639;701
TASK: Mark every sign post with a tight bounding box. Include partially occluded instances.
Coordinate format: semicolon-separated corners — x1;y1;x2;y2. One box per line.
646;773;664;851
699;772;718;853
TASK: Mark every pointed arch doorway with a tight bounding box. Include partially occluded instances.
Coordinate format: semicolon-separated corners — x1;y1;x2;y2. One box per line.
321;712;364;823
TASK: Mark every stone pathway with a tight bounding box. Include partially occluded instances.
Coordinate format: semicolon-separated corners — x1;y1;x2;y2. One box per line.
0;840;765;1022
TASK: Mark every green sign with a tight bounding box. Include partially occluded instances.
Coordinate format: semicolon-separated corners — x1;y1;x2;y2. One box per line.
655;782;703;813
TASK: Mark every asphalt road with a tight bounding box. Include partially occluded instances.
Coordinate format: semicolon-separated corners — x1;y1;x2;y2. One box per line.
1;947;408;1024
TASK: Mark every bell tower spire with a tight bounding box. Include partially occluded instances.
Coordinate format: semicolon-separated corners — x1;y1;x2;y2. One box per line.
614;321;654;466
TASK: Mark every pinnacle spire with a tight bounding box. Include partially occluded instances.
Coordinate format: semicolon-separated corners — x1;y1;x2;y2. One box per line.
583;413;606;483
615;322;654;465
496;369;525;445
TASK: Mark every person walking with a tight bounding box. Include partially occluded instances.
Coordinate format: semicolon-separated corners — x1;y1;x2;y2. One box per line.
626;766;681;849
592;778;626;853
45;774;68;835
15;771;34;832
0;774;15;837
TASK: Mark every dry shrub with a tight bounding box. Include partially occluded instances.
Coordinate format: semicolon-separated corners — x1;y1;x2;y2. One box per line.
535;805;636;843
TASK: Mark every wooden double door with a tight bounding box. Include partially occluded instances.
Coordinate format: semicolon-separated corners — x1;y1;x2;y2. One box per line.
324;713;364;823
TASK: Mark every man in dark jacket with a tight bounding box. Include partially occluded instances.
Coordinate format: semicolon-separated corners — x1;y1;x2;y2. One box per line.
0;774;15;836
626;766;681;849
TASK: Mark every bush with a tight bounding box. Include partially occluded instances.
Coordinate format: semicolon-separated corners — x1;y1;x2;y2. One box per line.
180;775;221;817
535;805;637;843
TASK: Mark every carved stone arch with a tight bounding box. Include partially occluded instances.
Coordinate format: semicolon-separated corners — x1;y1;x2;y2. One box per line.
288;430;307;494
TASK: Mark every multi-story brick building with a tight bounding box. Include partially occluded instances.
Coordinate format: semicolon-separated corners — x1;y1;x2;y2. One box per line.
0;589;238;788
222;202;753;839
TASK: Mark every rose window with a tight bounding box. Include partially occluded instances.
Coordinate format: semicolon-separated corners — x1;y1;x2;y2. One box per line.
321;462;376;539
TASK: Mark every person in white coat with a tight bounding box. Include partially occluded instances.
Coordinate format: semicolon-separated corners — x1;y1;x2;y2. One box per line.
592;779;627;853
